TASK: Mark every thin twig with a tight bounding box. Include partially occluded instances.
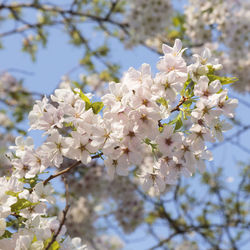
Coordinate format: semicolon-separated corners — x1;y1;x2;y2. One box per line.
43;160;81;185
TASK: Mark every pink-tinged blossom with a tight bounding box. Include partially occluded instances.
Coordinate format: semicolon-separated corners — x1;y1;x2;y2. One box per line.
140;170;165;196
211;119;233;142
121;124;143;149
165;157;192;184
104;157;129;179
129;106;161;140
66;131;96;164
50;88;77;110
194;76;222;99
117;143;143;167
189;124;215;151
77;109;101;136
193;149;213;173
191;99;222;126
129;85;158;109
0;177;19;218
41;130;70;168
162;38;186;57
9;136;34;157
178;137;196;166
122;63;153;91
152;71;183;102
19;190;47;219
156;125;182;155
22;148;49;173
101;81;129;113
215;90;238;117
158;153;175;176
34;183;56;204
193;47;222;70
157;53;188;82
12;158;39;179
29;96;64;133
64;99;86;126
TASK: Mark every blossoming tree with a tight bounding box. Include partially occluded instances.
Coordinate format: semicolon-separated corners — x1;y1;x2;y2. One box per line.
0;1;250;249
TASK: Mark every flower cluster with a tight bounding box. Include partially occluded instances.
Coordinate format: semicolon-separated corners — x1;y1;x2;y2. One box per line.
0;173;86;249
20;39;236;195
65;163;144;239
184;0;250;92
125;0;173;46
0;72;34;176
0;39;237;247
23;39;237;193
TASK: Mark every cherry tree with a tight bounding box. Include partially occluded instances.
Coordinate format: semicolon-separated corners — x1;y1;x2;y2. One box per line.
0;1;250;249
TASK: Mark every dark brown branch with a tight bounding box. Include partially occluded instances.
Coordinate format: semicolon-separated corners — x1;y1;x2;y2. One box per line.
170;96;188;113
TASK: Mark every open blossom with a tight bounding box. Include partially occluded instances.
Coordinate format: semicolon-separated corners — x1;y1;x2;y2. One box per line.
101;81;129;113
104;157;129;179
140;168;165;196
211;119;233;142
41;130;70;168
156;125;182;155
28;96;64;133
162;39;186;57
9;136;34;157
215;90;238;117
194;76;221;100
34;183;56;204
123;63;153;91
153;71;183;102
66;131;96;164
157;39;188;82
191;99;221;126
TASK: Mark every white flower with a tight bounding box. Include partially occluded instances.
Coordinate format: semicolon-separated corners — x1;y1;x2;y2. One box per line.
194;76;221;99
34;183;56;204
41;130;70;168
140;170;165;195
162;38;186;57
0;218;6;237
101;82;129;113
129;106;161;140
216;90;238;117
66;131;96;164
156;125;182;155
211;119;233;141
9;136;34;157
157;53;188;82
152;71;183;102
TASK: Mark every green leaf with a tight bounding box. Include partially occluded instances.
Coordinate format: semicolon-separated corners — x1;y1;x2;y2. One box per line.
145;212;158;224
91;102;104;114
156;97;168;108
72;81;81;89
73;89;91;110
175;113;183;131
0;230;12;239
5;190;20;197
207;74;238;85
11;199;34;212
44;237;60;250
144;138;158;153
168;111;183;131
